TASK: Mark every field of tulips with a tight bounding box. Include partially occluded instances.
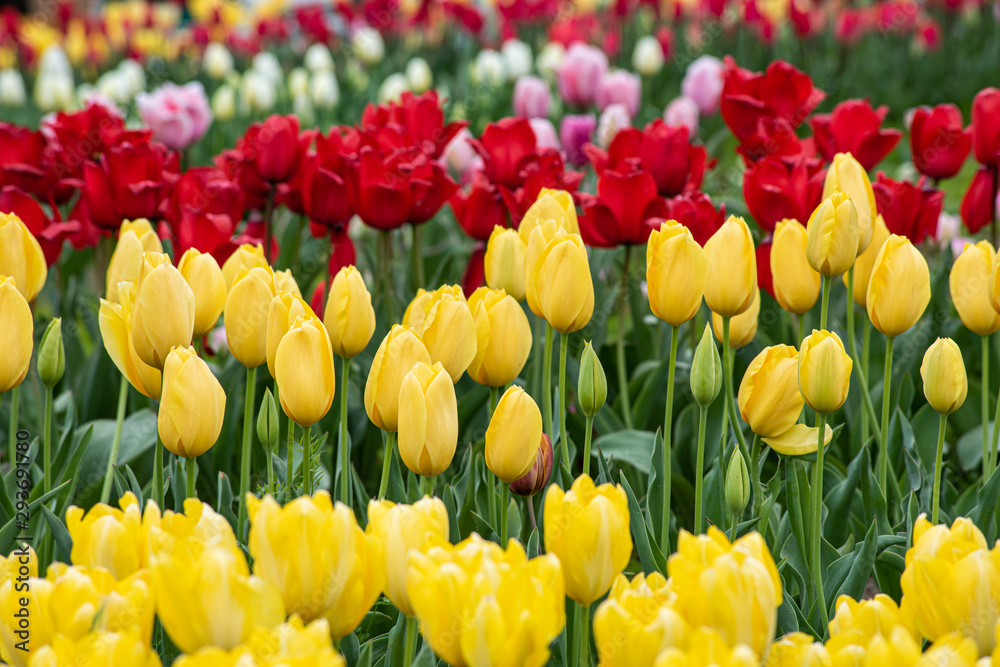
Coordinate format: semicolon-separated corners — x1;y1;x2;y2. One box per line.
3;0;1000;665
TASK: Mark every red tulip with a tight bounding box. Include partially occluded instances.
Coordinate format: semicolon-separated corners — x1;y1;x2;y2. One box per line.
462;243;486;297
743;154;825;232
161;166;245;256
972;88;1000;166
250;115;309;183
361;91;467;159
301;129;355;230
909;104;971;181
215;146;270;212
41;101;131;187
661;191;726;246
810;99;902;171
578;168;668;247
213;219;279;266
873;173;944;243
499;149;583;226
308;229;359;316
756;242;774;298
0;186;82;265
720;57;825;142
0;123;52;200
84;139;179;229
470;117;539;189
736;117;816;164
961;167;997;234
451;172;507;241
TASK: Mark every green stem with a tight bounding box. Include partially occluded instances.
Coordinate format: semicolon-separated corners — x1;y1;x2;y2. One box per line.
750;433;762;517
302;425;312;496
990;334;1000;475
721;318;748;453
42;386;52;495
499;482;510;545
237;366;258;537
812;412;829;629
861;316;870;446
489;387;498;417
985;335;992;478
153;431;163;508
7;386;18;475
661;325;679;552
559;332;570;472
340;357;351;506
694;406;708;534
411;224;425;289
577;603;591;667
379;230;396;324
377;431;395;500
582;416;593;476
819;274;832;331
186;457;196;499
101;376;129;504
286;418;295;489
844;288;881;449
616;246;634;429
543;323;554;442
488;469;497;533
797;314;805;345
932;413;948;524
879;337;895;492
402;615;418;667
266;445;274;491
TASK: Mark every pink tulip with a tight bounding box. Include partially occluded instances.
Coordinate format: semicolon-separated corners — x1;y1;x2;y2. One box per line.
664;95;700;136
443;128;481;182
136;82;212;151
513;75;552;119
557;43;608;108
559;114;596;166
681;55;724;115
529;118;560;150
596;70;641;117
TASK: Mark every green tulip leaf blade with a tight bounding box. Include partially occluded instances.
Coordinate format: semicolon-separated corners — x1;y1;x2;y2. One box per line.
619;471;663;576
40;504;72;562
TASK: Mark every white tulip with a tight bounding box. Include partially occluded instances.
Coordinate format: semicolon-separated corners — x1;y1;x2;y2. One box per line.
204;42;234;80
596;103;631;149
405;58;432;93
473;50;505;87
252;52;283;87
352;26;385;66
536;42;565;81
378;73;409;103
501;40;533;79
212;84;237;121
118;59;146;96
304;43;334;72
289;68;310;99
311;70;340;110
0;69;26;107
632;36;664;77
35;72;75;111
241;70;276;113
293;92;316;126
38;45;72;78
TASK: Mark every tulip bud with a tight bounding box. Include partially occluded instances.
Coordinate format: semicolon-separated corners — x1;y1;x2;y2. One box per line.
38;318;65;388
738;344;804;438
527;230;595;334
798;330;852;414
691;323;722;408
398;362;459;477
275;314;336;427
266;292;314;378
0;276;32;394
921;338;968;416
467;287;533;388
578;341;607;418
866;235;931;338
0;211;47;302
712;287;760;349
177;248;226;337
257;388;279;451
419;293;477;383
520;189;580;239
725;450;750;516
99;282;162;400
771;219;820;315
403;285;463;333
158;347;227;458
510;433;554;497
842;214;890;308
704;216;757;318
486;386;543;483
951;241;1000;336
225;266;276;369
324;266;376;359
806;192;859;278
364;325;431;432
484;226;527;302
131;252;196;369
106;219;163;303
646;221;707;326
221;243;268;293
823;153;877;255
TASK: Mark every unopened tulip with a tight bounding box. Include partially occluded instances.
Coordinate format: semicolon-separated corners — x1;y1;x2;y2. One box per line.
921;338;967;416
366;497;449;616
522;218;569;317
510;433;554;497
99;282;162;400
519;188;580;238
324;265;376;358
823;152;878;254
484;226;527;301
37;318;64;387
106;219;163;302
806;192;859;277
225;266;276;368
0;277;32;394
544;474;631;605
646;220;707;326
364;325;431;432
951;241;1000;335
266;292;314;378
578;341;607;418
593;572;685;666
403;285;465;332
257;388;279;452
704;216;756;318
419;293;477;382
0;212;46;302
712;287;760;348
221;243;268;293
690;323;722;408
771;219;820;315
866;235;931;338
177;249;225;337
158;347;226;459
738;345;803;438
527;230;595;333
275;314;336;427
65;492;157;580
467;288;532;387
725;450;750;516
798;330;852;414
486;385;543;483
273;269;301;298
843;213;890;307
398;362;458;477
131;252;196;369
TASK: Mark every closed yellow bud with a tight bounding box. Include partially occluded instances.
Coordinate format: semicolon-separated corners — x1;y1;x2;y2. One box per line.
403;284;464;332
654;627;759;667
131;252;196;369
646;220;707;326
704;216;757;318
866;235;931;338
712;287;760;349
0;277;32;394
99;281;162;400
594;572;687;666
467;287;532;387
275;314;336;427
921;338;968;416
823;152;877;254
486;385;543;483
951;241;1000;335
523;217;579;318
528;230;594;333
420;293;477;382
273;269;301;298
365;497;449;616
28;631;161;667
806;192;859;277
247;492;385;637
106;219;163;302
364;325;431;432
738;345;803;438
485;225;527;301
266;291;314;378
178;249;226;337
324;266;376;358
544;474;631;605
843;213;890;308
0;212;46;302
159;347;226;458
398;362;458;477
798;329;852;414
225;266;276;368
519;188;580;239
66;492;159;580
222;243;268;293
771;219;820;315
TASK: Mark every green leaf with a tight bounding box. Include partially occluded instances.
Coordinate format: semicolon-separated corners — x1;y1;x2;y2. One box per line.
383;612;407;667
412;644;436;667
40;505;72;562
972;465;1000;529
646;429;665;541
823;444;865;546
0;480;71;553
340;632;360;667
619;472;662;575
526;528;539;559
831;519;878;608
443;485;461;545
593;431;655;474
357;641;374;667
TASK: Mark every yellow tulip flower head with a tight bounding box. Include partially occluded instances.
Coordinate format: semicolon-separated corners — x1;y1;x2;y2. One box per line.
485;225;527;302
266;291;315;378
823;152;877;255
486;385;543;483
712;287;760;349
106;219;163;303
221;243;268;293
324;265;376;359
467;287;532;388
866;235;931;338
528;230;595;333
842;213;890;308
146;497;240;564
522;218;567;318
798;329;852;414
951;241;1000;336
42;563;155;643
738;345;803;438
275;313;336;427
178;248;226;337
131;252;196;369
99;281;162;400
225;265;276;368
273;269;302;298
921;338;968;416
0;560;52;666
0;277;32;394
403;284;464;332
765;632;829;667
0;211;46;302
398;361;458;477
593;572;688;666
66;492;160;580
172;617;347;666
419;292;477;382
544;474;631;605
27;631;162;667
158;346;226;459
826;593;919;654
364;324;431;432
247;492;385;637
805;192;858;278
366;497;449;616
519;188;580;240
771;219;821;315
704;215;757;319
653;627;759;667
646;220;707;327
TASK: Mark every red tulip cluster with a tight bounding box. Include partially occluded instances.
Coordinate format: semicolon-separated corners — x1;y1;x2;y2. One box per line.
961;89;1000;234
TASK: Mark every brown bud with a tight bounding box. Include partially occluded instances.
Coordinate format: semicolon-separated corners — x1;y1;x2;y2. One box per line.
509;433;553;497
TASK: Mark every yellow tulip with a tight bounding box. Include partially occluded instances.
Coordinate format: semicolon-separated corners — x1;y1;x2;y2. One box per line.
593;572;688;666
364;324;431;432
668;528;781;658
704;215;756;318
738;345;803;438
266;291;314;377
247;492;385;637
866;235;931;338
486;385;543;483
106;219;163;302
485;225;527;301
653;627;759;667
826;593;919;654
145;497;240;562
823;152;877;255
42;563;155;642
273;269;301;297
771;219;820;315
765;632;829;666
419;293;477;382
712;287;759;348
861;626;972;666
527;230;594;333
805;192;858;278
406;535;565;667
324;265;376;358
646;220;707;326
544;474;631;605
523;218;581;318
519;188;580;238
921;338;967;416
178;248;226;337
225;265;276;368
99;281;162;400
0;551;51;667
275;313;336;427
467;287;532;387
174;617;346;667
222;243;268;293
365;497;449;616
27;631;161;667
0;277;32;394
0;212;46;302
761;423;831;457
66;492;159;579
398;362;458;477
159;346;226;458
403;284;464;332
798;329;852;414
131;252;196;369
951;241;1000;335
843;213;890;308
